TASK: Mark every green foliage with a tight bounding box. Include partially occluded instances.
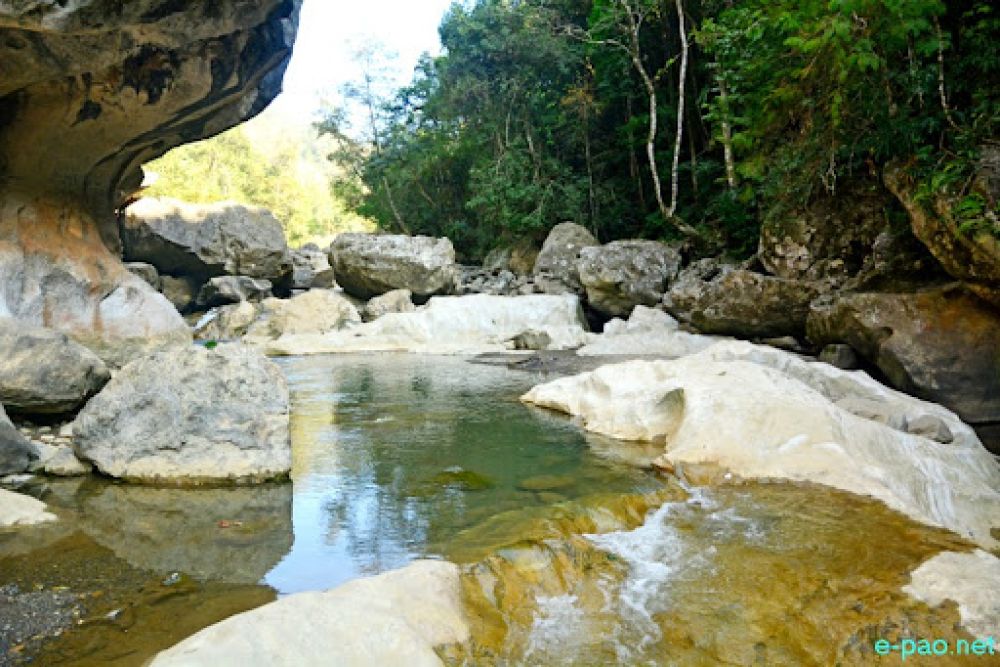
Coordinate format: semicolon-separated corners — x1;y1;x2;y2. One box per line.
145;111;374;247
319;0;998;259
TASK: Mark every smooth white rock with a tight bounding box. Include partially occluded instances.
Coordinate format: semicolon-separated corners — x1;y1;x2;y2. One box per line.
151;560;468;667
579;305;722;357
265;294;589;355
522;340;1000;549
904;550;1000;638
0;488;56;527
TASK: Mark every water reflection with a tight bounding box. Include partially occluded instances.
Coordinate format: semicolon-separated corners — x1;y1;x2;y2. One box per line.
266;354;657;594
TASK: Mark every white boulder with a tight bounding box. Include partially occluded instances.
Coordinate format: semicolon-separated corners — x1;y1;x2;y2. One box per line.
578;305;722;357
0;488;56;527
904;550;1000;638
265;294;589;355
522;340;1000;549
151;560;468;667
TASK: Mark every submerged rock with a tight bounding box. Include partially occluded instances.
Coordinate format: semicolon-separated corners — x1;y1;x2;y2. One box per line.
0;319;110;415
0;489;56;527
151;560;468;666
577;240;681;317
74;344;290;483
533;223;600;295
331;233;459;300
264;294;589;356
522;340;1000;550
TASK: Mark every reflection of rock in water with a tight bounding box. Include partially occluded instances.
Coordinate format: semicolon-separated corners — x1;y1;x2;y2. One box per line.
78;483;292;584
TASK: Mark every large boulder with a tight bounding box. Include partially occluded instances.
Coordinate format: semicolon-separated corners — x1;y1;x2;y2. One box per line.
807;285;1000;446
663;265;821;338
245;290;361;341
290;247;333;290
1;404;38;475
578;240;681;317
0;319;110;414
522;340;1000;550
123;198;293;288
0;2;300;360
74;344;291;483
886;159;1000;307
330;233;459;300
151;560;468;667
533;222;600;294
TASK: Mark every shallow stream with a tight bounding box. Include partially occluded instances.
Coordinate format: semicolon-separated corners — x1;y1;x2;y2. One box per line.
0;355;976;665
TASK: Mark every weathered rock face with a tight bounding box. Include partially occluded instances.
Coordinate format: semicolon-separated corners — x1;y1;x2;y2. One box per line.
577;306;721;358
194;301;259;341
533;222;600;294
330;233;459;300
663;266;821;339
578;240;682;317
483;242;539;276
807;285;1000;444
0;2;300;358
125;262;161;291
196;276;272;308
903;549;1000;639
74;344;291;483
759;182;898;285
522;340;1000;550
160;275;199;313
152;560;468;667
0;318;110;415
885;161;1000;306
1;404;38;475
123;198;293;287
290;247;332;290
245;290;361;341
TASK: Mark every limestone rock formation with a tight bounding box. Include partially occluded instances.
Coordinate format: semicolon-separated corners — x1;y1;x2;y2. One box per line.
0;1;300;359
74;344;291;483
290;247;333;289
807;285;1000;450
0;404;37;475
264;294;590;356
330;233;459;300
532;223;600;295
577;306;720;358
123;198;293;288
483;242;539;276
245;290;361;341
663;266;821;338
151;560;468;667
577;240;682;317
886;160;1000;307
194;301;260;341
363;289;416;322
0;318;110;414
522;340;1000;550
125;262;161;290
160;275;200;313
903;550;1000;638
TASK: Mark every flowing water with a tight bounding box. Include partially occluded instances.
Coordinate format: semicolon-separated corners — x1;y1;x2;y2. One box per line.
0;355;977;665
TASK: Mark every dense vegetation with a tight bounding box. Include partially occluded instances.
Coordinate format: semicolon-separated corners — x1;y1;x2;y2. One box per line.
144;110;373;247
322;0;998;259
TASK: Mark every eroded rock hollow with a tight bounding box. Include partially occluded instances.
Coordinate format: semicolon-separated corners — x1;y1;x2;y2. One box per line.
0;1;301;363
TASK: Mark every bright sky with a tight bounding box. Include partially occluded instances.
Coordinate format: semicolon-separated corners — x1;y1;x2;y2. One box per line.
268;0;458;124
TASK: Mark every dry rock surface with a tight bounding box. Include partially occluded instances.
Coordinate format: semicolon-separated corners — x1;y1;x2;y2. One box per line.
151;560;468;667
331;233;459;300
74;344;291;483
577;240;681;317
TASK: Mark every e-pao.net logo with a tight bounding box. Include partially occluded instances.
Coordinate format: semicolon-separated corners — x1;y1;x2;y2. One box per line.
875;637;996;660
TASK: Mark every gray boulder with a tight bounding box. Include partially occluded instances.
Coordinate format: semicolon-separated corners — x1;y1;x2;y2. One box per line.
330;233;458;300
194;302;261;341
663;264;822;338
533;223;600;294
196;276;273;308
123;198;293;288
0;404;38;475
245;290;361;341
0;319;110;415
363;289;416;322
291;248;333;290
578;240;682;317
74;344;291;483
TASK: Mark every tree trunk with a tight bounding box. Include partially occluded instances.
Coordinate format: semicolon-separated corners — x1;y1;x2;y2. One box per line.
718;75;737;189
668;0;688;218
